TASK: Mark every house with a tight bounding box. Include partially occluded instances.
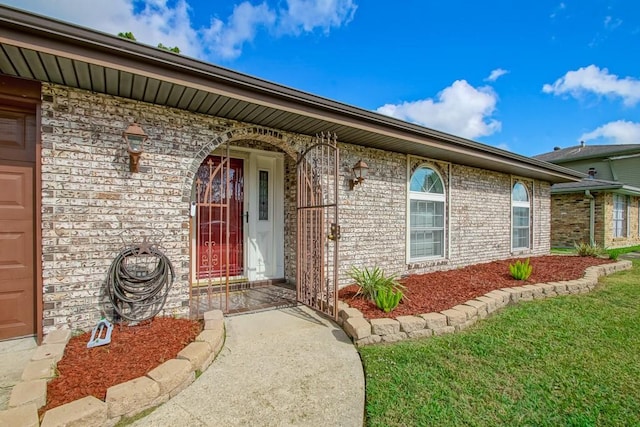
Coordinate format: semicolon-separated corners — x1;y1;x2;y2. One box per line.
534;142;640;249
0;5;582;342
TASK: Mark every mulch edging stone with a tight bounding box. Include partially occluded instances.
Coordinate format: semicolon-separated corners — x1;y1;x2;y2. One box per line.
0;310;225;427
339;260;633;346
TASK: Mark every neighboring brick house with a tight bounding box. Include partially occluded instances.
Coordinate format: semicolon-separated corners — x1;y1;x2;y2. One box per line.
534;142;640;249
0;6;582;341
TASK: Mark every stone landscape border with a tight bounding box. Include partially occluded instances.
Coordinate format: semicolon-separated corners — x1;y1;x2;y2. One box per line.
338;261;633;346
0;310;225;427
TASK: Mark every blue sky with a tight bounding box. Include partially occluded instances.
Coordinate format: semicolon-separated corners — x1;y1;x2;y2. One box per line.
4;0;640;156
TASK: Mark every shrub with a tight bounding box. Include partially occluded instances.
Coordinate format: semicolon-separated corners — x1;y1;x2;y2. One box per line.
374;288;404;313
347;266;404;301
509;258;533;281
605;245;640;260
607;249;622;261
574;241;602;257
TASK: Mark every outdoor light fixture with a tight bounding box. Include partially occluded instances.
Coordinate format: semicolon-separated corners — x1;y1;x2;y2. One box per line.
123;123;148;173
349;159;369;190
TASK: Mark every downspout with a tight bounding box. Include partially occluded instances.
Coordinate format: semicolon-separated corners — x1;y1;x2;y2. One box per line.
531;180;535;250
447;163;452;259
585;190;595;246
607;158;618;181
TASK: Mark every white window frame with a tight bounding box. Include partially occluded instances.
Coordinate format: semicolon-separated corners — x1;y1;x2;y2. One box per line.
613;194;627;238
511;182;531;251
406;164;446;262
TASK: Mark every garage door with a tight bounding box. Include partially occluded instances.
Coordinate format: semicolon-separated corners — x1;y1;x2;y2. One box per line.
0;106;36;340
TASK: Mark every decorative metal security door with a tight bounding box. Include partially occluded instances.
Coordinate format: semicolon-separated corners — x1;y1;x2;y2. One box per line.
192;143;244;315
297;133;340;319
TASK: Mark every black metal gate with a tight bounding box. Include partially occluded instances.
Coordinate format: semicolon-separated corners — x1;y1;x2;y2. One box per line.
296;133;340;319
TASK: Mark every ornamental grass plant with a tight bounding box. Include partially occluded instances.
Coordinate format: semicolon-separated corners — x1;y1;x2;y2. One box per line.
347;266;404;301
509;258;533;280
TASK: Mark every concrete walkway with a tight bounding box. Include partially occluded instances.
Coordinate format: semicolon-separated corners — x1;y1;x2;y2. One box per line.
620;251;640;260
131;306;365;427
0;337;37;410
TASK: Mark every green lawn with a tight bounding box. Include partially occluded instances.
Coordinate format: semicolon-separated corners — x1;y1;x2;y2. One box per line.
551;244;640;258
360;260;640;427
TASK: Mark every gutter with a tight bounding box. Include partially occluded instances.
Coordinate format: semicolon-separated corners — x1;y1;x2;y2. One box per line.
550;184;624;194
608;152;640;161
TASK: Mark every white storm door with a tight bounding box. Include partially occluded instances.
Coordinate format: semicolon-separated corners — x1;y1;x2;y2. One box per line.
246;153;284;281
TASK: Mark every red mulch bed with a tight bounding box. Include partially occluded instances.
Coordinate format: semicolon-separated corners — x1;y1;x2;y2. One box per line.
338;255;614;319
41;317;201;415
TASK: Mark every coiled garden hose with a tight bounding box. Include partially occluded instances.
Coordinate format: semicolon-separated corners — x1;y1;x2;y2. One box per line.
106;245;174;322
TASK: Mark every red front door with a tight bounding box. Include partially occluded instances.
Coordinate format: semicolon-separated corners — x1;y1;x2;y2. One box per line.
195;156;244;279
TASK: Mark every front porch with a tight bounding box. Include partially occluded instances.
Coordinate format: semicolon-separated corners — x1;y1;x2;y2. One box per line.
190;280;296;315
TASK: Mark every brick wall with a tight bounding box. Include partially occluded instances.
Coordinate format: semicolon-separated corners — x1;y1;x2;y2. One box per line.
550;191;640;248
534;180;552;252
594;192;606;246
40;84;308;333
447;168;550;266
337;144;406;282
336;150;550;283
550;193;592;247
40;84;552;332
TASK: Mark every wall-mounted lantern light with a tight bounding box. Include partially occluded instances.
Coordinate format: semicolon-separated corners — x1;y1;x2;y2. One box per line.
349;159;369;190
123;123;148;173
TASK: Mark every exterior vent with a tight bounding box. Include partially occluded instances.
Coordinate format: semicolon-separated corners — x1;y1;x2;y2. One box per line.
587;167;597;179
553;146;561;151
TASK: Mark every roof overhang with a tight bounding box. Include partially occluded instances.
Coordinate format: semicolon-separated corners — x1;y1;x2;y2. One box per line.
537;146;640;164
551;182;640;196
0;4;583;183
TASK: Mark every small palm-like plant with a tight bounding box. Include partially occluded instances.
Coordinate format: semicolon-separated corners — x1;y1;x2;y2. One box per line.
374;288;404;313
574;241;603;257
347;266;404;301
509;258;533;281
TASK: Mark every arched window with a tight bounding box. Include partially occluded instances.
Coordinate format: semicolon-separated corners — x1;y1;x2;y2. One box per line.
512;182;530;249
408;166;445;260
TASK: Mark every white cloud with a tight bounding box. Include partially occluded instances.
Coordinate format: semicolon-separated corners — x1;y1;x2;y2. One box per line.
204;2;276;59
604;16;622;30
494;143;511;151
2;0;357;61
204;0;357;58
543;65;640;106
278;0;357;34
550;2;566;19
4;0;204;58
580;120;640;144
377;80;501;140
485;68;509;82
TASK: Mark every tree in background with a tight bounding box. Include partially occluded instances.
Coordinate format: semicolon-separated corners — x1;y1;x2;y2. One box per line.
117;32;180;54
117;31;136;41
156;43;180;54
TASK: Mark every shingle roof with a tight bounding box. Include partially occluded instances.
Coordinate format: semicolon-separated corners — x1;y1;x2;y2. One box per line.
534;144;640;163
